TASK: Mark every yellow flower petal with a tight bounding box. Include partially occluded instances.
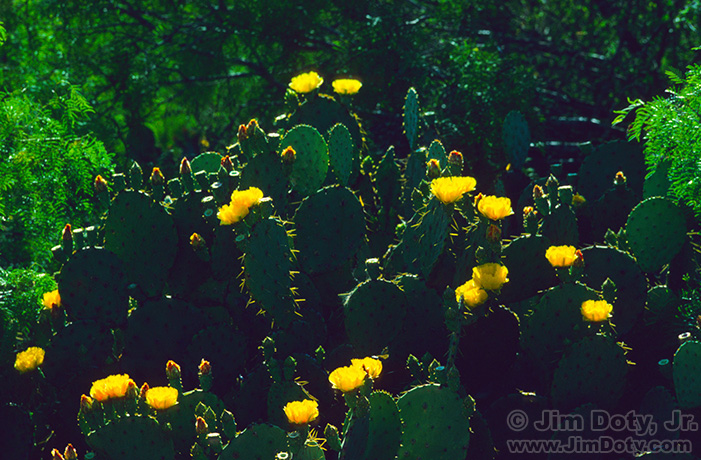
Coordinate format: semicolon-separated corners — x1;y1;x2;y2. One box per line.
351;357;383;379
217;187;264;225
477;195;513;220
430;176;477;204
42;290;61;310
283;399;319;425
145;386;179;410
332;78;362;95
472;263;509;291
455;279;488;308
328;365;366;393
289;71;324;93
14;347;45;374
89;374;135;402
545;245;578;268
581;300;613;322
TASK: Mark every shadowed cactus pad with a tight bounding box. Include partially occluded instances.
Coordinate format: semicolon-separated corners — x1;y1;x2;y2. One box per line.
280;124;328;195
218;423;288;460
86;416;175;460
673;340;701;409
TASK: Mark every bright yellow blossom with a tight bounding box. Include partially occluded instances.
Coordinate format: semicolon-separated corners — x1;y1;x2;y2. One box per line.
472;263;509;291
289;71;323;93
332;78;362;95
217;187;264;225
328;365;367;393
430;176;477;204
14;347;45;374
477;195;513;220
581;300;613;322
89;374;135;402
545;245;578;268
145;386;179;410
283;399;319;425
351;357;383;379
455;279;488;308
42;290;61;310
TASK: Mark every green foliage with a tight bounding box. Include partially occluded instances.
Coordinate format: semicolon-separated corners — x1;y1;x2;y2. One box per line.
0;266;56;345
617;63;701;217
0;87;113;269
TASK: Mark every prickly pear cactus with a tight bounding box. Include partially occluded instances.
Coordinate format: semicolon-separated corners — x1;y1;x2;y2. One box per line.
625;197;687;273
293;185;365;274
239;150;289;212
279;124;329;196
328;123;355;186
218;423;288;460
343;278;407;355
643;158;671;199
427;139;448;165
403;87;420;151
104;190;178;297
499;235;557;304
577;140;646;201
502;110;530;170
396;384;471;460
550;334;628;410
342;390;402;460
87;416;175;460
190;151;224;175
58;247;129;326
673;340;701;409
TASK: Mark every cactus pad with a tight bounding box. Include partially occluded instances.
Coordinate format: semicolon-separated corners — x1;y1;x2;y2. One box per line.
673;340;701;409
577;140;646;201
190;152;223;175
328;123;355;186
499;235;557;304
403;87;420;150
86;416;175;460
502;110;530;169
396;384;471;460
218;423;288;460
626;197;687;273
280;124;328;195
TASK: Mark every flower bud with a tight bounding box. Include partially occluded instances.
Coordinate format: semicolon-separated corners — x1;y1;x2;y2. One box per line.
533;184;544;200
180;157;192;176
166;360;181;380
473;192;484;207
94;175;108;193
80;394;94;413
614;171;627;185
62;224;73;247
125;380;139;398
139;382;150;399
189;233;205;250
195;416;208;435
237;124;248;143
523;206;534;217
447;150;463;166
573;249;585;269
51;448;65;460
426;159;441;179
221;155;234;172
199;359;212;375
64;444;78;460
246;119;259;134
150;167;165;186
281;146;296;164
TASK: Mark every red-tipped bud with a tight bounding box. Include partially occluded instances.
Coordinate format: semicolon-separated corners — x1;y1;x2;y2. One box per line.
80;394;94;413
125;380;139;398
62;224;72;246
139;382;150;399
573;249;585;269
166;360;182;380
281;146;296;164
523;206;534;216
94;175;108;193
64;444;78;460
614;171;627;185
486;224;501;243
246;119;259;133
195;416;208;435
221;155;234;172
474;192;484;207
426;159;441;179
199;359;212;375
448;150;463;166
150;167;165;186
180;157;192;176
51;448;65;460
533;184;544;200
237;124;248;143
189;233;205;250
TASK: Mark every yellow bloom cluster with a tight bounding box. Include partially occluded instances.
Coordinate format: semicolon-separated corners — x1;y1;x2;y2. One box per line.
477;195;513;220
351;357;383;379
455;279;488;308
430;176;477;204
289;71;324;93
545;245;578;268
89;374;136;402
328;356;382;393
581;300;613;322
472;263;509;291
332;78;362;95
145;386;179;410
217;187;264;225
14;347;45;374
283;399;319;425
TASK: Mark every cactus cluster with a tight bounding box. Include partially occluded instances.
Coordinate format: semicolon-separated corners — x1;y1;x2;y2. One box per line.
3;75;699;460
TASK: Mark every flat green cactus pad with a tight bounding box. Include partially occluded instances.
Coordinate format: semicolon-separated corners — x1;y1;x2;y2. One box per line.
190;152;223;175
280;124;328;196
396;384;471;460
87;416;175;460
328;123;354;186
673;340;701;409
217;423;288;460
502;110;530;169
499;235;557;304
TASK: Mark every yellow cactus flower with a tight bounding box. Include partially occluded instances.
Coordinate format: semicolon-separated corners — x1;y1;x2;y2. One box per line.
283;399;319;425
351;357;383;379
545;245;578;268
42;289;61;310
477;195;513;220
217;187;264;225
328;365;367;393
14;347;45;374
472;263;509;291
455;279;488;308
430;176;477;204
572;193;586;207
289;71;323;93
581;300;613;322
89;374;136;402
145;386;179;410
332;78;362;95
